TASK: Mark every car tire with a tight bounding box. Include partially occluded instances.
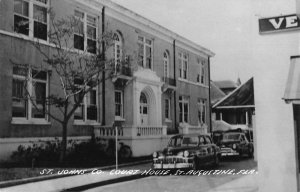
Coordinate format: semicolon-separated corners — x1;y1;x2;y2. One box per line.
248;148;254;158
193;157;199;170
214;154;220;167
119;145;132;159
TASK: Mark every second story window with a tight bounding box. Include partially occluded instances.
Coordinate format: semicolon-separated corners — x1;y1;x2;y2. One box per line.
179;53;188;80
197;59;206;85
74;10;97;54
163;51;169;82
113;32;122;72
14;0;49;41
138;36;153;69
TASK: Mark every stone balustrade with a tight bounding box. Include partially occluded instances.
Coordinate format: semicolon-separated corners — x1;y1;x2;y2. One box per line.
94;125;167;138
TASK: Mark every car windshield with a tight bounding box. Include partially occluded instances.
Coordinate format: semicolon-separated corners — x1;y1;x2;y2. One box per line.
222;133;240;141
168;136;198;147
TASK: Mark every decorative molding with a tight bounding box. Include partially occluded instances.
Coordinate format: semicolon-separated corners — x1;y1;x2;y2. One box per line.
178;78;209;88
11;118;51;125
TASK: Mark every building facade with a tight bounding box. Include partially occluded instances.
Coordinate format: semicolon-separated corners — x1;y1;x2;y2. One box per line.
0;0;214;159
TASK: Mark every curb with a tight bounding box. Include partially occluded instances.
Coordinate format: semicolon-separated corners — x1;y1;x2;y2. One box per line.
0;159;152;189
62;173;149;191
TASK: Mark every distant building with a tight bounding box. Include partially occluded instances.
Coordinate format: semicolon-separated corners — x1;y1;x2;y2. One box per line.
214;78;241;95
212;77;255;128
210;81;226;105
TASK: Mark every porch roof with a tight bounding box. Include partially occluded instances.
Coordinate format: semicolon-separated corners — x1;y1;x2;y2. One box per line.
213;77;254;109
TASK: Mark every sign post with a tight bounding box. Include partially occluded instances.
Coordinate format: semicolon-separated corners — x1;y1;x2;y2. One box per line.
115;125;118;170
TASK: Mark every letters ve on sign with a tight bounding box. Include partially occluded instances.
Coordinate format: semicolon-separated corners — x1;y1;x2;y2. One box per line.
259;14;300;33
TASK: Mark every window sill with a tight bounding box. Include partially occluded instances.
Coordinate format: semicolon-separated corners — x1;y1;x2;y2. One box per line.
115;116;126;121
73;120;101;126
0;30;96;56
11;118;51;125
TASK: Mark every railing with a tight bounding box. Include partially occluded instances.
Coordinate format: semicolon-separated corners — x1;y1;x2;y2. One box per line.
136;126;167;136
94;126;124;137
115;64;132;77
94;125;167;137
162;77;176;86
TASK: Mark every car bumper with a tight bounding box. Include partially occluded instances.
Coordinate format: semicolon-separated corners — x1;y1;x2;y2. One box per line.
153;163;193;169
153;156;193;169
220;148;239;156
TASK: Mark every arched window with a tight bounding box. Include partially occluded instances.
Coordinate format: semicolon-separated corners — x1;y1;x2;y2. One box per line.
163;51;169;81
113;32;122;72
140;92;148;115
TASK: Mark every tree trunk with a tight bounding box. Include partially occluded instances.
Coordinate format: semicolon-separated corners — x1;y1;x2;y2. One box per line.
59;121;68;163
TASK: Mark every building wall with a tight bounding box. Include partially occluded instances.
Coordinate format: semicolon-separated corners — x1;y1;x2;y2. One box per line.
252;0;299;191
0;0;212;159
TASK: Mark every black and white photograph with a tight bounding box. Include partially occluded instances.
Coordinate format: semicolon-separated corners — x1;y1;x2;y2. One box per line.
0;0;299;191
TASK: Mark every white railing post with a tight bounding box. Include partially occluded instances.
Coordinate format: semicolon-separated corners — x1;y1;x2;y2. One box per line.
162;125;167;135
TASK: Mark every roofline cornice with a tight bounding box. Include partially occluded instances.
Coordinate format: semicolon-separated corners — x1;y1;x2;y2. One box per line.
76;0;215;57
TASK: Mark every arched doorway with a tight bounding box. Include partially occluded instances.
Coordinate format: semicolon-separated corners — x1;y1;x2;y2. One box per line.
140;92;148;125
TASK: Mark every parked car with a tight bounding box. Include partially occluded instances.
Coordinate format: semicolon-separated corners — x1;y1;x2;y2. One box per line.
152;134;221;169
220;132;254;158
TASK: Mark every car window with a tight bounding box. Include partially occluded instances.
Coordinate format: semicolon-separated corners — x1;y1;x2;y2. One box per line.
204;136;212;144
182;136;199;146
223;133;240;141
240;135;245;142
169;136;183;147
199;136;205;145
241;135;248;143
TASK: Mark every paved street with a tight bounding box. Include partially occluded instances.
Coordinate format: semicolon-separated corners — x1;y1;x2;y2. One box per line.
83;157;257;192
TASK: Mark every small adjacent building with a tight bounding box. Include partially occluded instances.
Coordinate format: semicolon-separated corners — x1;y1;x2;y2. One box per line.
212;77;255;128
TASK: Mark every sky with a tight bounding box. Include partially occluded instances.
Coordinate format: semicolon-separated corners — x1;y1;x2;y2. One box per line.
110;0;299;83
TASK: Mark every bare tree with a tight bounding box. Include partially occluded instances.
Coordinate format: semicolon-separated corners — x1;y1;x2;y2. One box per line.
12;12;127;162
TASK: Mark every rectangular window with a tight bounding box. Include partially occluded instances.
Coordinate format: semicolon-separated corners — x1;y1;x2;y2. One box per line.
74;87;98;122
14;0;49;41
198;99;206;124
74;10;84;51
74;10;97;54
165;98;170;120
74;91;85;120
137;36;152;69
179;53;188;79
12;66;48;120
115;91;123;118
179;96;189;123
200;60;205;84
31;69;47;118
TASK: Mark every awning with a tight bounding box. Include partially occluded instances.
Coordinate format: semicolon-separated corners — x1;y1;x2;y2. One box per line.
283;56;300;102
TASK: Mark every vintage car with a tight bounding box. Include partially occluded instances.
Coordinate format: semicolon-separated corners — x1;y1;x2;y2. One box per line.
220;132;254;158
152;134;221;169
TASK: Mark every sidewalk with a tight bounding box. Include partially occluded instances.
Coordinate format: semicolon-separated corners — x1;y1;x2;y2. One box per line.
1;161;151;192
207;173;258;192
1;164;259;192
